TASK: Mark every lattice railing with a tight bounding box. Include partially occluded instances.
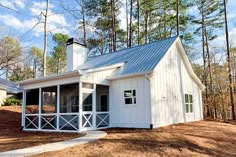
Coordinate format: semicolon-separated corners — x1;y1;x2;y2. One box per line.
82;112;93;128
25;114;39;129
41;114;57;130
24;112;109;131
96;112;109;128
59;113;79;131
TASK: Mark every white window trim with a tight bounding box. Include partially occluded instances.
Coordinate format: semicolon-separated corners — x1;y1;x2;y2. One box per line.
185;94;193;114
124;89;137;105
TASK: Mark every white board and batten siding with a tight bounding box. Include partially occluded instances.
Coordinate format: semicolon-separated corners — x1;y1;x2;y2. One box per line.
80;68;117;85
151;43;203;128
110;76;151;128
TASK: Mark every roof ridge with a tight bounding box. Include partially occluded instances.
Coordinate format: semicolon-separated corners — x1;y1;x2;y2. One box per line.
88;36;178;59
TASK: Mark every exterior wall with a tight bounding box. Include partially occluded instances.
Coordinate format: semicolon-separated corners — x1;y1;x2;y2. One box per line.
151;44;203;128
110;76;151;128
0;89;7;106
80;68;117;85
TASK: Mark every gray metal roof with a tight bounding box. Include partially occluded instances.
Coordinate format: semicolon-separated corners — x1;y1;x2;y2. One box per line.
0;78;22;93
79;36;178;76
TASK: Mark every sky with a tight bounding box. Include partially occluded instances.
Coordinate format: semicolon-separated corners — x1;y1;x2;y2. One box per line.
0;0;236;61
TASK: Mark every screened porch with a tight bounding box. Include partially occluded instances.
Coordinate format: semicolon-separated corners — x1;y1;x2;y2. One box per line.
22;82;109;132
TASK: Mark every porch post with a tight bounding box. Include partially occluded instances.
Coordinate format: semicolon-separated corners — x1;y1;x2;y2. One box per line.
38;88;42;130
22;90;26;128
79;82;83;132
56;85;60;130
93;83;96;129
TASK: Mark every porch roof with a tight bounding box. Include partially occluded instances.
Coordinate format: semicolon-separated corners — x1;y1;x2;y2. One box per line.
18;70;81;86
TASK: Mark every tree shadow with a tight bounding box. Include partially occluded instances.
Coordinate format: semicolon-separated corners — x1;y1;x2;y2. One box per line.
98;134;236;157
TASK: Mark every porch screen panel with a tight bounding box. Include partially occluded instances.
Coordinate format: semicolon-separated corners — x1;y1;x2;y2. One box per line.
60;83;79;113
26;89;39;114
25;89;39;129
82;93;92;111
41;86;57;113
96;85;109;112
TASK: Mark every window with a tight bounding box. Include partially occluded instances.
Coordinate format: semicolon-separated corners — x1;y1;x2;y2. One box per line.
185;94;193;113
124;90;136;104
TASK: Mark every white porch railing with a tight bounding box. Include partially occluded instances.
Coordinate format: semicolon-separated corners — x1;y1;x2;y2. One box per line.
24;112;109;132
59;113;79;131
25;114;39;129
96;112;110;128
41;114;57;130
82;112;93;128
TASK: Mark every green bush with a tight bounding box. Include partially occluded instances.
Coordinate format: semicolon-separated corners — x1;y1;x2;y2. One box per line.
3;98;22;106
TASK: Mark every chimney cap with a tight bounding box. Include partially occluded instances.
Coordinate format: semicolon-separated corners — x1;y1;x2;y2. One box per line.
67;38;87;47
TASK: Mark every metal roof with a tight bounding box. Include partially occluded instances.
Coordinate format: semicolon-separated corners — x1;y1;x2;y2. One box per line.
79;36;178;76
0;78;22;93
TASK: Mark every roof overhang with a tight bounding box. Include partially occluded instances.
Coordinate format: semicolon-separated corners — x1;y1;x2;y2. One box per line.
18;70;81;86
107;71;153;80
176;37;205;90
80;62;125;74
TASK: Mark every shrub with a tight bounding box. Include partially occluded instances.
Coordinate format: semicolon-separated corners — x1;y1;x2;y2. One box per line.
3;98;22;106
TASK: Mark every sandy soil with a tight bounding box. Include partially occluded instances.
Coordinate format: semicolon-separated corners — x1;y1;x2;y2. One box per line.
35;120;236;157
0;106;82;152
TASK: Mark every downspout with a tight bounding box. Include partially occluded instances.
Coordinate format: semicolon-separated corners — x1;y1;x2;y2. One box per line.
145;73;153;130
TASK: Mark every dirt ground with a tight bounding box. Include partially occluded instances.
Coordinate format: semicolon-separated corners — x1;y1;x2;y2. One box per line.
35;120;236;157
0;106;81;152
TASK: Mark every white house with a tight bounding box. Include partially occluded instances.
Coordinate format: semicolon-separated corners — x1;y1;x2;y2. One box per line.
19;36;204;132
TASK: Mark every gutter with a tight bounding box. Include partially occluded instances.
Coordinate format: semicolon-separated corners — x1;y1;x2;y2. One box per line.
107;71;153;80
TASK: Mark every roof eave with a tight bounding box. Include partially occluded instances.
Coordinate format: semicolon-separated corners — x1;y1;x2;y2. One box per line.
18;70;82;86
176;38;205;90
107;71;153;80
80;62;125;74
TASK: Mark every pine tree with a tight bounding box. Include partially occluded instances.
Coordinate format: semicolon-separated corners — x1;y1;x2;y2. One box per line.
223;0;235;120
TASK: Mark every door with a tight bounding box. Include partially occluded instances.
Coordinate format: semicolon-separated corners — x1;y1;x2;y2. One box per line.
82;91;94;130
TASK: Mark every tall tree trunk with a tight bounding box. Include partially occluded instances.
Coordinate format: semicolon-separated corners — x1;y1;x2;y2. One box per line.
43;0;49;76
144;1;148;44
205;28;215;118
137;0;140;44
163;4;167;38
81;0;87;45
5;64;8;80
111;0;116;51
126;0;129;47
176;0;180;36
223;0;235;120
201;0;210;117
129;0;133;47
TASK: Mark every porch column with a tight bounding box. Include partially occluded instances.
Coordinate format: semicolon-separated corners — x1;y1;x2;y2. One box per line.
56;85;60;130
93;84;96;129
22;90;26;128
79;82;82;131
38;88;42;130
